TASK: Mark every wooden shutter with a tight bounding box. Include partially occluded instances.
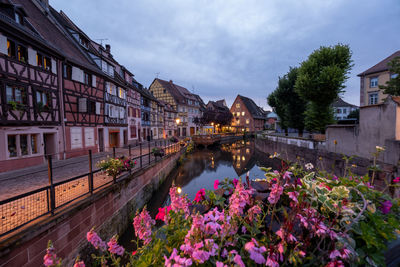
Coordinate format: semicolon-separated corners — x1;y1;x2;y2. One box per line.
51;59;57;74
96;102;101;115
78;98;87;112
28;48;37;66
0;35;7;55
92;75;96;87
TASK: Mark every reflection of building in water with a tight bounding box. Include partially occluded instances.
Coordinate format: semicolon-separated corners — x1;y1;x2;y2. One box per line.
230;140;256;176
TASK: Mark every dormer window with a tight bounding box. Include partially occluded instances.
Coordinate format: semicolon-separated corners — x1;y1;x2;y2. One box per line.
79;36;89;49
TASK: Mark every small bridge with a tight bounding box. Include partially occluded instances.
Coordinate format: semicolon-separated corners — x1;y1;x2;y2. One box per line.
192;133;244;146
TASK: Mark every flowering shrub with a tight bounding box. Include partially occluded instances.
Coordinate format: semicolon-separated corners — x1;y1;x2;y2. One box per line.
96;157;124;180
45;161;399;266
152;147;165;157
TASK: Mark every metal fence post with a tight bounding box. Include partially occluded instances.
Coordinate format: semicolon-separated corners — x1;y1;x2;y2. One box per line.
113;147;116;158
148;140;151;164
47;155;55;215
88;150;94;194
140;142;142;168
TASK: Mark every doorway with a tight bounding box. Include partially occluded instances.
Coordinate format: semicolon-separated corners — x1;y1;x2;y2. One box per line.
98;129;104;152
190;127;195;136
123;130;128;146
109;131;119;148
43;133;56;157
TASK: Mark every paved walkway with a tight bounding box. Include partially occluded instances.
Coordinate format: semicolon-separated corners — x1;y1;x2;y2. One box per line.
0;140;166;201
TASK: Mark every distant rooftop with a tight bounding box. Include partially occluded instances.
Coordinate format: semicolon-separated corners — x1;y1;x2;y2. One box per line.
332;98;358;108
358;50;400;76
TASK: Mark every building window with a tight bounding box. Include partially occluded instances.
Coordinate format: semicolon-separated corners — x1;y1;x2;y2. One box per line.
84;72;92;85
88;100;96;114
241;111;245;116
336;109;342;114
63;64;72;79
31;134;38;154
130;126;137;138
236;103;240;108
17;44;27;63
36;53;43;67
15;12;21;24
6;85;26;104
20;134;28;156
8;135;17;157
368;92;378;105
246;119;249;124
7;39;16;58
36;90;51;110
44;56;51;70
343;109;347;114
370;77;378;88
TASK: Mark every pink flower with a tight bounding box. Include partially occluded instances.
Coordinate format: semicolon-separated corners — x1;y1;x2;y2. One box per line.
193;188;206;202
214;179;219;190
43;243;61;267
288;191;299;203
73;260;85;267
87;229;106;250
248;205;262;221
282;171;292;180
268;183;283;204
228;181;254;216
381;200;392;214
393;177;400;183
233;254;245;267
170;186;190;216
133;207;155;245
192;249;210;263
266;253;279;267
107;235;125;256
155;206;172;222
164;248;192;267
132;250;137;256
216;261;227;267
325;260;345;267
232;178;239;188
244;238;266;264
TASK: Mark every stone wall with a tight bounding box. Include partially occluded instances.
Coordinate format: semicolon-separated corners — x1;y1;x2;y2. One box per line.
0;149;185;266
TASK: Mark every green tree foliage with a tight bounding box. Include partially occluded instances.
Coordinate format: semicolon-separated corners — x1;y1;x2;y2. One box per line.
295;44;353;133
267;67;307;135
379;56;400;96
347;109;359;120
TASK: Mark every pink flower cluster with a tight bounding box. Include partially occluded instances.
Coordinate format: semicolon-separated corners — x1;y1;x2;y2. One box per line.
164;248;192;267
43;244;60;267
86;229;107;250
133;207;155;245
244;238;267;264
170;186;190;216
228;181;254;216
193;188;205;202
73;260;86;267
155;206;172;222
107;235;125;256
268;183;283;204
247;205;262;221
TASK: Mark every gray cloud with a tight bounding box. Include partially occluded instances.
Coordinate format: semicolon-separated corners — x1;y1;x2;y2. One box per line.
51;0;400;109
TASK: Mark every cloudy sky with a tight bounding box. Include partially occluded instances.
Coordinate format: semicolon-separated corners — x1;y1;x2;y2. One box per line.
51;0;400;109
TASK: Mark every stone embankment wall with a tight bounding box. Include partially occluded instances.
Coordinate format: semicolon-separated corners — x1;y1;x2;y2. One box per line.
255;138;398;183
0;149;185;266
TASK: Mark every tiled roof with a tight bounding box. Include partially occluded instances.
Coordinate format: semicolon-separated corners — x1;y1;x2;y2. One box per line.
358;50;400;76
154;78;197;105
207;101;229;112
391;96;400;105
332;98;358;108
11;0;100;73
237;95;266;119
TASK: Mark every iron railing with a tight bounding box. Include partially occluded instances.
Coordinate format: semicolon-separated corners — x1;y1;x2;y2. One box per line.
0;139;184;238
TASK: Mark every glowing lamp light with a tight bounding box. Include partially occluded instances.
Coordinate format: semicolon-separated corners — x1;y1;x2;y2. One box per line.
176;118;181;124
177;187;182;194
211;122;214;126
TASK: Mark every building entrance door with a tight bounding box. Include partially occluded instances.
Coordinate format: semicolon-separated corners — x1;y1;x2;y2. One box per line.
190;127;195;136
98;129;104;152
109;131;119;148
43;133;56;157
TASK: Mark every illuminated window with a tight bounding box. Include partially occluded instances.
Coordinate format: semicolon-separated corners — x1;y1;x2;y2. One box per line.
7;39;15;58
31;135;38;154
236;103;240;108
43;56;51;70
36;53;43;67
242;111;245;116
246;119;249;124
17;45;27;62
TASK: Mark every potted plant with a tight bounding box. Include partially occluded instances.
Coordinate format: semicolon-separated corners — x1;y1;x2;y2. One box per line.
152;147;165;158
96;157;124;182
169;136;179;143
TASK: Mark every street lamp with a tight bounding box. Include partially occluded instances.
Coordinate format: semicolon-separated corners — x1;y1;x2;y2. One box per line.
176;118;180;125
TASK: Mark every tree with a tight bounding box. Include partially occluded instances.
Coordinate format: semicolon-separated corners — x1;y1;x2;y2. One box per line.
267;67;307;136
379;56;400;96
295;44;353;133
347;109;359;120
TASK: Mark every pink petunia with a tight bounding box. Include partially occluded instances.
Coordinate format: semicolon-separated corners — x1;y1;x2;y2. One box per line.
233;254;245;267
232;178;239;188
214;179;219;190
193;188;206;202
288;191;299;203
107;235;125;256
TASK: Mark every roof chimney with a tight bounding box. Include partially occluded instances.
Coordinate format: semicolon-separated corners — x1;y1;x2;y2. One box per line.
105;44;111;53
169;80;173;83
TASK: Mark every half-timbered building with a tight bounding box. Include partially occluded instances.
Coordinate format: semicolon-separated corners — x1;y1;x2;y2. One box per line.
0;0;63;171
127;75;141;145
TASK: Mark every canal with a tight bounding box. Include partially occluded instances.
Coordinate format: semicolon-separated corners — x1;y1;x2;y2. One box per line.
120;139;279;249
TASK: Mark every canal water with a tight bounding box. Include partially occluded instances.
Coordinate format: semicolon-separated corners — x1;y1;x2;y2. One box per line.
120;139;279;249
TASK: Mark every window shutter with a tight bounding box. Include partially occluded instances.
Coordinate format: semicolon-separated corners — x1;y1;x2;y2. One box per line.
78;98;87;112
51;59;57;74
72;67;84;83
70;127;82;149
84;128;95;147
92;75;96;87
96;102;101;114
0;35;7;55
28;48;37;66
